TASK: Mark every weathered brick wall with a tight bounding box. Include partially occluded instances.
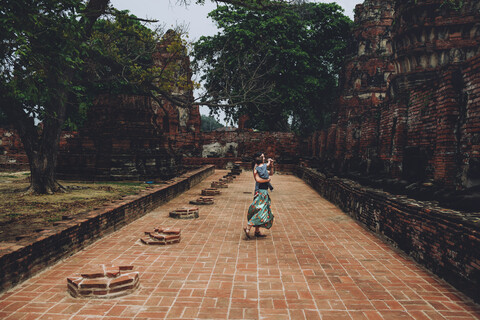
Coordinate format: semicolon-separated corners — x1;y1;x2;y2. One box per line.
0;128;75;171
57;95;188;181
295;166;480;302
197;131;299;161
307;0;480;191
57;29;202;181
0;165;214;293
0;127;28;170
308;0;395;174
461;54;480;188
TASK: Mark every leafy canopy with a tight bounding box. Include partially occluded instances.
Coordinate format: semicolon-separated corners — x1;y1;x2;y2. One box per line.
193;2;352;134
0;0;193;131
200;114;224;132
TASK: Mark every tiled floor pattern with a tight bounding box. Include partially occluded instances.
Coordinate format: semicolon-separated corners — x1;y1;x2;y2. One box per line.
0;170;479;319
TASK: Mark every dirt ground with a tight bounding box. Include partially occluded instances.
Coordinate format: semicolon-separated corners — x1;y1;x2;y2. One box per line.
0;171;150;243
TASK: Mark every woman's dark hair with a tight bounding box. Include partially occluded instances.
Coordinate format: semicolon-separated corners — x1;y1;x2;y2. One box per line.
251;155;264;169
254;156;264;165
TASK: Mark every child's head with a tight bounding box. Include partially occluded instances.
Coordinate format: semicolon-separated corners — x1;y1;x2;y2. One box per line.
254;156;264;165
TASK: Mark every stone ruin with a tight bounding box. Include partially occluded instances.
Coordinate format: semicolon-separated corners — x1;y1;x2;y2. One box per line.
189;196;214;205
3;0;478;211
169;207;199;219
67;265;139;299
141;227;181;245
307;0;480;211
201;188;221;196
56;30;201;181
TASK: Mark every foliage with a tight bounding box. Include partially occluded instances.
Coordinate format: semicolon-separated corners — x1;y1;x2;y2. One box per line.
440;0;464;11
193;3;352;134
0;109;8;126
0;0;194;194
200;114;224;132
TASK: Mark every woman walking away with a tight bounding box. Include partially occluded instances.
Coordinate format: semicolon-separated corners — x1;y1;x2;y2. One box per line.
244;155;274;239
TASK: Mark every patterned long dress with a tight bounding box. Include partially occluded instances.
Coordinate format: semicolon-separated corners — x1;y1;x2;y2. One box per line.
247;167;274;228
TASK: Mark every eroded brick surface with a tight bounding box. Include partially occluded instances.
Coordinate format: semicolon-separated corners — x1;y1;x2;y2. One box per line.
67;265;139;299
201;188;221;196
141;227;181;245
307;0;480;191
189;196;214;205
169;207;199;219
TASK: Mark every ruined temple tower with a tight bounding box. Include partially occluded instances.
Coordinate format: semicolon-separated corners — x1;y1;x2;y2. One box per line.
384;0;480;186
330;0;396;172
56;31;201;180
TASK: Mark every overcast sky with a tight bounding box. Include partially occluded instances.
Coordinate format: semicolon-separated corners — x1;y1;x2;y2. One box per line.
110;0;359;42
109;0;361;123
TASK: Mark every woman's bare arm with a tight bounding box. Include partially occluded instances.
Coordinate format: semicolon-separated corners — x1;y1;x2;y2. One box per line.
267;159;274;175
254;170;270;183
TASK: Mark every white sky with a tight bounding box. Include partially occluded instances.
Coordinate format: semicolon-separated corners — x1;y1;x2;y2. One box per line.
109;0;361;123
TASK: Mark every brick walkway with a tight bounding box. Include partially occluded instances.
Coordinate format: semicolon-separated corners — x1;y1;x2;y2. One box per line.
1;170;479;320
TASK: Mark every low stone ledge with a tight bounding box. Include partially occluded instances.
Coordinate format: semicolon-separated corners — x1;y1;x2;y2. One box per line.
141;227;181;245
0;165;214;294
169;207;199;219
294;166;480;302
67;265;139;298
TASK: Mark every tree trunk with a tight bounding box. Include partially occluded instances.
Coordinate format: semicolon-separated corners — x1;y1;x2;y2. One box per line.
28;150;63;194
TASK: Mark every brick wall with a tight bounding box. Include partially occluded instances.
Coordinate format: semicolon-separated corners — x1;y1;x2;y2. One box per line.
295;166;480;302
0;128;76;171
0;165;214;293
194;131;299;161
306;0;480;191
0;127;28;170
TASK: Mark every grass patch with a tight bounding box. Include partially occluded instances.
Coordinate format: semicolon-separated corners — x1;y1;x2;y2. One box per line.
0;171;151;242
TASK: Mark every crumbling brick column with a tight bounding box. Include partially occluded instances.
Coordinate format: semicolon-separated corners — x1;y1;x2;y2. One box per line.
388;0;480;186
329;0;395;173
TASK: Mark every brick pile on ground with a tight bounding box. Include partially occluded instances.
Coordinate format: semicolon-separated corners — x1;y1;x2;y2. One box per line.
140;227;181;245
189;196;214;205
169;207;199;219
201;188;220;196
67;265;139;299
211;181;228;188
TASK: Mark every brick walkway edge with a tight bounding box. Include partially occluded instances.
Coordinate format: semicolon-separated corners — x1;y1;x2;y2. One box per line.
294;166;480;303
0;165;214;294
0;169;479;319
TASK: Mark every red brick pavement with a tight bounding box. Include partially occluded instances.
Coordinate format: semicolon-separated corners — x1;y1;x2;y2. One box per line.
0;170;479;319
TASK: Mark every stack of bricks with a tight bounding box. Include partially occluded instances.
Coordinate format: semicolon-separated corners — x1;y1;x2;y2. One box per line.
169;207;199;219
189;196;214;205
230;164;242;176
67;265;139;299
201;188;220;196
211;181;228;188
141;227;181;245
222;176;234;183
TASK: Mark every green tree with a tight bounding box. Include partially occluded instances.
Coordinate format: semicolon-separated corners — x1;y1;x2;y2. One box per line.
193;3;352;134
0;0;299;194
200;115;224;132
0;0;191;194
